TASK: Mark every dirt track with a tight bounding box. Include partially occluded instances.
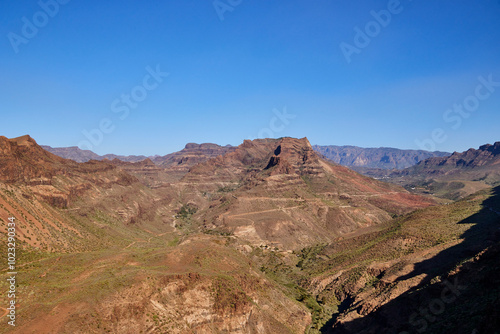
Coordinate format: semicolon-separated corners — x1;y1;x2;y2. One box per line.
226;205;303;218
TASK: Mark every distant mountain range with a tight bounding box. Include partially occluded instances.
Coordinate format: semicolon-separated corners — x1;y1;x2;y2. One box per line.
383;141;500;199
42;143;450;171
409;142;500;172
2;134;499;332
41;140;500;200
313;145;450;169
40;145;149;163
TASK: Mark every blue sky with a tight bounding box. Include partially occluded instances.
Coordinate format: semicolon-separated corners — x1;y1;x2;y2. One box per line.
1;0;499;155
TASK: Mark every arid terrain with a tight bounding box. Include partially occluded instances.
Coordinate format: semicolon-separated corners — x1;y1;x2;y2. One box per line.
363;142;500;201
313;145;450;170
0;135;499;333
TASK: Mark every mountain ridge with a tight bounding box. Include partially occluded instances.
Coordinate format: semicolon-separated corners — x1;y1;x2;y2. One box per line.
42;142;450;173
1;134;499;333
313;144;450;170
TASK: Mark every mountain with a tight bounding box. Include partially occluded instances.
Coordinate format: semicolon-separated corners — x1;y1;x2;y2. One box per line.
265;185;500;332
43;143;448;172
410;141;500;171
0;135;114;184
387;142;500;200
152;142;236;167
0;135;314;332
42;143;236;166
1;135;72;183
41;145;148;163
313;145;450;170
40;145;101;162
1;134;499;333
181;137;434;249
0;135;167;249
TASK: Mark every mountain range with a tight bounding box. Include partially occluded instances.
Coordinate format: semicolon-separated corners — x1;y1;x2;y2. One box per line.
312;145;450;169
382;141;500;200
0;134;499;333
42;143;450;171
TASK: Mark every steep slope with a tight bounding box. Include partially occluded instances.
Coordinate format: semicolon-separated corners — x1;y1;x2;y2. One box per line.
0;135;178;251
1;135;77;183
3;135;466;333
0;233;311;334
322;186;500;333
251;186;500;332
0;135;314;332
183;137;434;250
313;145;450;170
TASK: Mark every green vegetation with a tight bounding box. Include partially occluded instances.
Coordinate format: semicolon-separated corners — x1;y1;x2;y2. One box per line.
296;243;327;269
203;229;233;236
252;187;500;332
167;236;180;247
217;185;236;193
175;203;198;220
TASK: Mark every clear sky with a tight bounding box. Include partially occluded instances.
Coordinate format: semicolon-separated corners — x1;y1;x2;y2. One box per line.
1;0;499;156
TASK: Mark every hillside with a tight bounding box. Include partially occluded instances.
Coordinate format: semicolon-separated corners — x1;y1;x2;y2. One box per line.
2;135;499;333
152;142;236;167
181;137;434;249
387;142;500;200
0;135;312;332
43;143;448;172
313;145;450;170
409;141;500;172
0;135;422;331
42;142;235;166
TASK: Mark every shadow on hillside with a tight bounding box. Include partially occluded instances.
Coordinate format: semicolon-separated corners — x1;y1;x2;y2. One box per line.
323;186;500;334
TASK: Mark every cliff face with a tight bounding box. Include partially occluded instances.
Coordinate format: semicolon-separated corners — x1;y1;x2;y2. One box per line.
313;145;450;170
183;137;434;250
2;135;498;333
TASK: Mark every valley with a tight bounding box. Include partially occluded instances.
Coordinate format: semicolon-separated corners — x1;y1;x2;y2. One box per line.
0;135;499;333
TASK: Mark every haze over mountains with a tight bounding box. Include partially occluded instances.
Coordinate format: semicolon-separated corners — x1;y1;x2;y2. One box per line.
1;134;499;333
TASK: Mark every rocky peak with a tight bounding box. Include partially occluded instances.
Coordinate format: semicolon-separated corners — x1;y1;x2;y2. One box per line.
185;137;329;181
479;142;500;155
9;134;37;146
264;137;324;176
0;135;70;183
